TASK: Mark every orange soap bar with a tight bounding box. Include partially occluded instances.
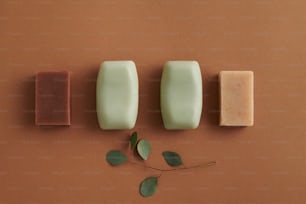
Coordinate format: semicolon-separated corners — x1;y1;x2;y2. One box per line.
219;71;254;126
35;71;71;126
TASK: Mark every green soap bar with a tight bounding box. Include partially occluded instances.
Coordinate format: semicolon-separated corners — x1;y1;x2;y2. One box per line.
96;61;139;129
161;61;203;129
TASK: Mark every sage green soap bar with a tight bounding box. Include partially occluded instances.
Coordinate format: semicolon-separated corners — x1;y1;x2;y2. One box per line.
161;61;203;129
96;61;139;129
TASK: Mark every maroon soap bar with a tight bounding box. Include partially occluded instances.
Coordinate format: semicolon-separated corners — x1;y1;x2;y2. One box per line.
35;71;71;126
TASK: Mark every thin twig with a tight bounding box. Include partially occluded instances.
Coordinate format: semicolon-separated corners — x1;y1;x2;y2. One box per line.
129;160;216;172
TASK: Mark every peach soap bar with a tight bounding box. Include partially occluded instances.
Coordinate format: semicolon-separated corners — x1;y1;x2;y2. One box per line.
35;71;71;126
219;71;254;126
161;61;202;129
96;61;139;129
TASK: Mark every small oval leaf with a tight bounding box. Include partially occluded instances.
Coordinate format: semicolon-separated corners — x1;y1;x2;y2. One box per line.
140;176;158;197
129;132;138;150
162;151;183;167
137;139;151;160
106;150;127;166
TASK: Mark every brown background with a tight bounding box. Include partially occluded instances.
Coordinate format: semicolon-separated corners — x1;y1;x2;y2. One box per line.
1;0;306;203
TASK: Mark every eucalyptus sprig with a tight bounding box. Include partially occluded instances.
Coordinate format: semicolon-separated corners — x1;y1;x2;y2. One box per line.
105;131;216;197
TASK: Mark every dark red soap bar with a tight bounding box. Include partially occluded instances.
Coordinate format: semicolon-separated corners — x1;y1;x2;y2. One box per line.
35;71;71;126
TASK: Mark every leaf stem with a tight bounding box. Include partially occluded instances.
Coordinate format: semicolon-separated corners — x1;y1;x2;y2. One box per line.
129;160;216;172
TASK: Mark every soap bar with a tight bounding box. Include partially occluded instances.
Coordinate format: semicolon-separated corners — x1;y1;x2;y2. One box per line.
160;61;202;129
96;61;138;129
35;71;71;126
219;71;254;126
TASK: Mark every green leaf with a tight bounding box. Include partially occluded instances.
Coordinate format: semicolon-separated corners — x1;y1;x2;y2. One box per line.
137;139;151;160
140;176;158;197
106;150;127;166
162;151;183;167
129;132;138;150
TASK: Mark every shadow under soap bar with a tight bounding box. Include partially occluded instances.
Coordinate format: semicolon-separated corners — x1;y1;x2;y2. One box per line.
219;71;254;126
35;71;71;126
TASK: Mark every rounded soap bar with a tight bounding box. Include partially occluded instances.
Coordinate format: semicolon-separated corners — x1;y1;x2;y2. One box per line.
160;61;203;129
96;61;139;129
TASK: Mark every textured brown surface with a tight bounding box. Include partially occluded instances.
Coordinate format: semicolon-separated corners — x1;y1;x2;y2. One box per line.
35;71;70;125
1;0;306;203
219;71;253;126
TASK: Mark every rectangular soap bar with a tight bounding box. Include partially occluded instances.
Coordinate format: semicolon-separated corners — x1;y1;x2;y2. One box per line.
35;71;71;126
219;71;254;126
96;61;138;129
161;61;202;129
